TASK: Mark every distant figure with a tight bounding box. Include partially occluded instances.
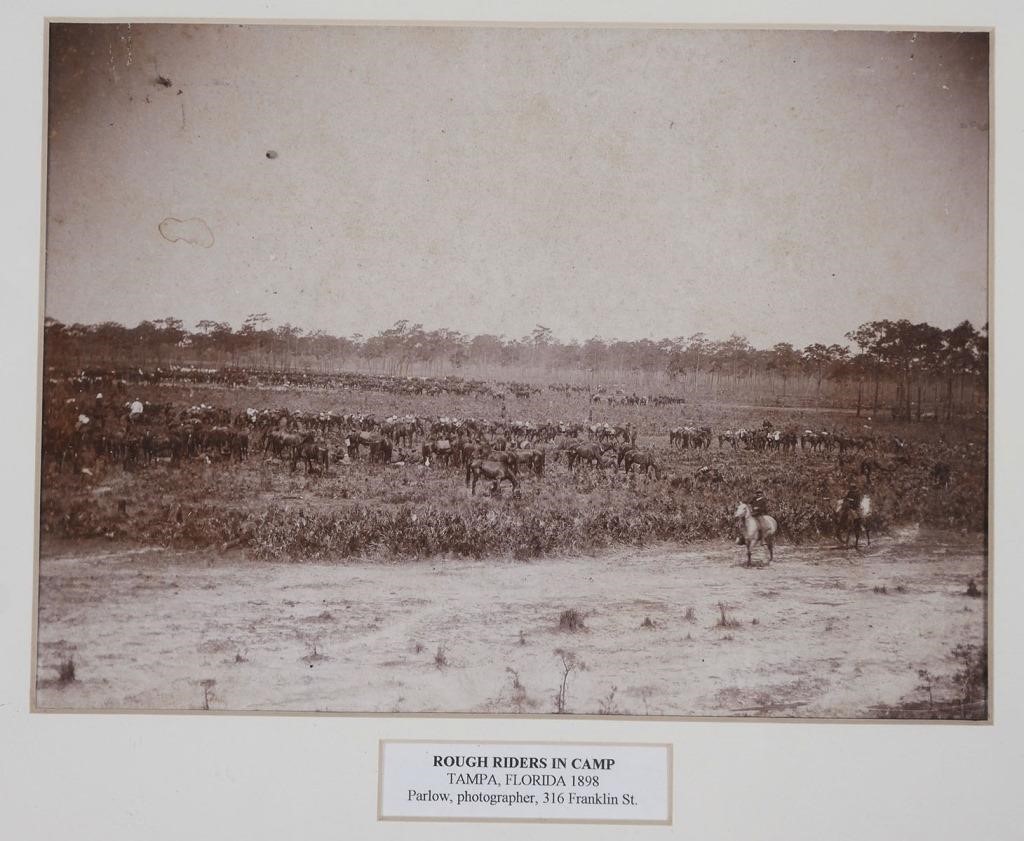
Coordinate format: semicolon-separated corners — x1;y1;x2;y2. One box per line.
129;398;144;423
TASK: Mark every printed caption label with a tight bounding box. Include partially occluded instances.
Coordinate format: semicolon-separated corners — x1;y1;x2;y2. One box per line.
378;740;672;824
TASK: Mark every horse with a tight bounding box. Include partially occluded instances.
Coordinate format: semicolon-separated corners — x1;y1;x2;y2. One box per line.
230;430;249;462
693;426;713;449
367;436;393;464
834;495;873;549
465;458;518;496
346;431;390;463
292;440;330;473
264;429;300;457
566;442;606;470
387;421;416;448
622;449;660;479
733;502;777;567
421;438;453;467
141;431;181;466
507;448;544;477
930;462;952;488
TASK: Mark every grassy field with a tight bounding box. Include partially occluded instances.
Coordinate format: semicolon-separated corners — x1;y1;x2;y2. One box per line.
40;382;986;562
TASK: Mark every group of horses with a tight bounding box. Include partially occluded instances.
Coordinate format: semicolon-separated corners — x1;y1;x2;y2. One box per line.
670;425;714;449
46;388;915;563
734;493;873;567
44;388;914;491
717;425;870;455
52;366;539;402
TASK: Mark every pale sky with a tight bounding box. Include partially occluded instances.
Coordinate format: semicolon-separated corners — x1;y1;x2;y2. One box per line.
45;24;989;347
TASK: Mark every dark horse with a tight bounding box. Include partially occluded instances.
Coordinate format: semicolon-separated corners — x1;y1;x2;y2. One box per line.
347;432;391;464
622;449;661;479
292;438;329;473
507;448;545;477
566;442;609;470
465;457;518;496
422;438;453;467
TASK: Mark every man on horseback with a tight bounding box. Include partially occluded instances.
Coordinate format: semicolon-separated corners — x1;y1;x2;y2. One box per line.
841;483;862;514
836;481;872;548
128;397;144;424
734;495;778;565
747;489;769;517
738;490;769;544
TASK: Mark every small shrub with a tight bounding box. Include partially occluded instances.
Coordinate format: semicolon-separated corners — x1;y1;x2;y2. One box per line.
57;656;76;684
716;602;741;629
558;609;586;632
952;642;987;710
506;667;528;711
302;639;327;665
916;669;935;709
552;648;584;713
597;685;622;715
199;678;216;710
683;606;697;623
639;688;652;716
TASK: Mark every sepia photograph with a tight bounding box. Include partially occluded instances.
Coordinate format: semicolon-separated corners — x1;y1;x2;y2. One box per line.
36;22;990;719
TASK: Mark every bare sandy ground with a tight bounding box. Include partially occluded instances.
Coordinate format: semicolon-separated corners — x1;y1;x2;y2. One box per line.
35;528;986;718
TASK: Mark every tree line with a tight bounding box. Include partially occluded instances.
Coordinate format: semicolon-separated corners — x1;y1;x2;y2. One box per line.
43;315;987;420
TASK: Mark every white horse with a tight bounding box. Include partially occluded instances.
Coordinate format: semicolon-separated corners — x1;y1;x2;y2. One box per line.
834;495;873;549
734;502;778;567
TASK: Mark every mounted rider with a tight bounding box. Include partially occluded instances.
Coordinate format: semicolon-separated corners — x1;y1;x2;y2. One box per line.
842;483;862;513
128;397;144;424
738;490;770;544
747;489;769;517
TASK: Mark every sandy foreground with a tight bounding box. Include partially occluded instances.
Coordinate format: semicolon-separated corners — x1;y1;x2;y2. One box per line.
34;527;986;718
